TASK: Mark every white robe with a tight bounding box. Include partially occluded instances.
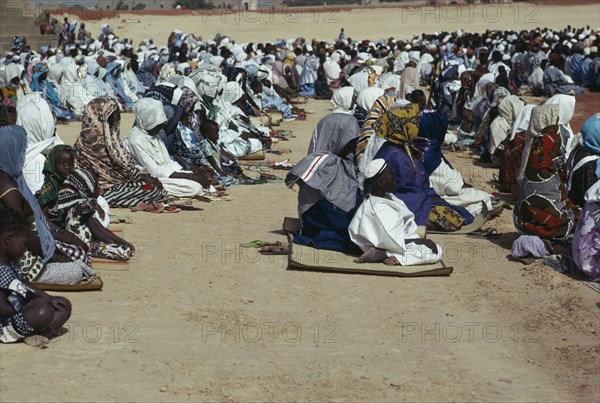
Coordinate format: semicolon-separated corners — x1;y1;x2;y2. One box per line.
123;126;205;198
429;160;492;217
349;194;443;266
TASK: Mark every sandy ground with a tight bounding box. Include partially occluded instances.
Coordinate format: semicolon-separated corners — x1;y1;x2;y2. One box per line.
1;4;600;402
62;3;600;45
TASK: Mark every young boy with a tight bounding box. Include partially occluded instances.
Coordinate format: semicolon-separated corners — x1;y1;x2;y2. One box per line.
349;159;443;266
0;208;72;346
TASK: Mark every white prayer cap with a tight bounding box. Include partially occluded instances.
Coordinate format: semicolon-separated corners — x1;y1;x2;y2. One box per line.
305;44;313;52
365;159;388;181
592;46;599;53
578;33;586;40
584;47;591;56
405;44;412;50
502;54;511;61
570;38;578;44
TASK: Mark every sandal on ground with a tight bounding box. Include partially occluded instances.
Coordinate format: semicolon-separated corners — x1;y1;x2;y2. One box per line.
466;228;501;239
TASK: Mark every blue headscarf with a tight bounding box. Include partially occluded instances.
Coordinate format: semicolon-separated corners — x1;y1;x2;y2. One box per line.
418;110;448;144
30;62;65;108
581;113;600;178
137;58;157;89
0;126;55;262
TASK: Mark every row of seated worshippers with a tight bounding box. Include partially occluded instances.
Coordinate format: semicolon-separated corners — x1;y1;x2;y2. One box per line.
0;70;295;345
285;86;494;267
285;83;599;278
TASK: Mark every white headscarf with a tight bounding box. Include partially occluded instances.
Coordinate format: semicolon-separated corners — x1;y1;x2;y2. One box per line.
331;86;356;114
134;98;168;131
509;104;535;140
222;81;244;104
347;70;370;92
357;87;384;111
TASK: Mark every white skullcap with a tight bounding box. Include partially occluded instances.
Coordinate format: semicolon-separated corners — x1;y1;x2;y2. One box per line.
502;54;511;61
584;47;591;56
365;159;388;181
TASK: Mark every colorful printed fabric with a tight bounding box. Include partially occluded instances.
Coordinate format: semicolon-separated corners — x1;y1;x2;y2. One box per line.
515;125;574;239
355;94;395;165
373;104;421;170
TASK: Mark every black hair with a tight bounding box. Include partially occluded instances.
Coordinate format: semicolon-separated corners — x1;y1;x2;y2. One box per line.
200;119;219;134
0;208;30;235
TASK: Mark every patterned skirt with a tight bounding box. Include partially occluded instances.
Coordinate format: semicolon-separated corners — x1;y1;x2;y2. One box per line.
103;180;168;208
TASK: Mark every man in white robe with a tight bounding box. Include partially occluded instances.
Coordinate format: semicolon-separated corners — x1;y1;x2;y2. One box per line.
123;98;212;198
349;159;443;266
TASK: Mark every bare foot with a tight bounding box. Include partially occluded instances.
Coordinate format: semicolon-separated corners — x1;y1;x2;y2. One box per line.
383;256;400;266
353;247;388;263
23;335;50;349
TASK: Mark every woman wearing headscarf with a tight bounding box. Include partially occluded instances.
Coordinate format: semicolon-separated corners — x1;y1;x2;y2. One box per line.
298;54;319;96
498;104;535;196
571;180;600;281
57;168;135;261
399;64;422;100
2;63;29;102
353;87;384;128
567;113;600;209
488;95;525;162
81;60;115;98
16;94;64;194
0;126;98;287
514;104;574;240
75;97;168;207
308;86;359;155
137;57;159;90
518;94;576;184
123;98;212;198
366;103;474;231
285;116;363;254
355;93;397;172
29;62;76;121
323;52;342;85
105;60;136;111
57;63;94;117
291;54;305;90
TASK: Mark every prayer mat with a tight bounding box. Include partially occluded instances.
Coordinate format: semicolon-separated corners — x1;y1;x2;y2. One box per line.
238;149;266;161
36;277;103;291
288;241;453;277
92;257;129;271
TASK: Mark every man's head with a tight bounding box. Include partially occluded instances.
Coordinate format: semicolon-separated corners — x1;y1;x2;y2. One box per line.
365;159;395;194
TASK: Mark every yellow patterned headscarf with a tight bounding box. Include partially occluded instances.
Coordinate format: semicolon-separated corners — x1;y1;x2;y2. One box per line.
373;103;421;169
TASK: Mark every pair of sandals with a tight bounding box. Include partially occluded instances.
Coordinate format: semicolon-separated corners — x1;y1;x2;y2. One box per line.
130;201;180;214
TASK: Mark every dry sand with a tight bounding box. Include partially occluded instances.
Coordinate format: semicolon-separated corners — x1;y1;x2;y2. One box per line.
66;2;600;45
1;4;600;402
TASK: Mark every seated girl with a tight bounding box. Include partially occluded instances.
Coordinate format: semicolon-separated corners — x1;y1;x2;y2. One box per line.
1;207;71;345
0;126;98;287
57;168;135;261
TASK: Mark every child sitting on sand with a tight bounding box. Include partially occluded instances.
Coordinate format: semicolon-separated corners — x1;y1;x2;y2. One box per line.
349;159;443;266
57;168;135;261
0;208;72;346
